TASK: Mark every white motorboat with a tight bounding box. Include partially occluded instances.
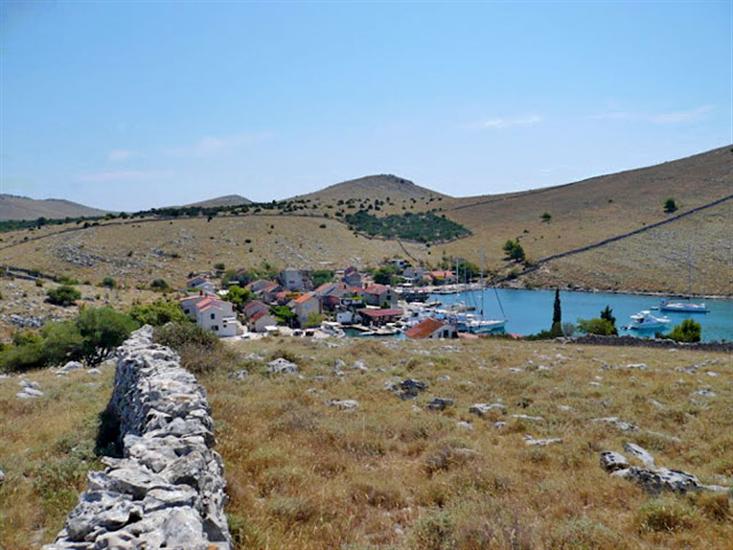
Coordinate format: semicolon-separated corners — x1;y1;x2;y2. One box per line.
629;310;671;330
660;299;708;313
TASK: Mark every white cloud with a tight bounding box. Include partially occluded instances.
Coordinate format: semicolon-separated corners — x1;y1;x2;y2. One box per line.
77;170;173;183
165;132;272;158
589;105;714;124
478;114;543;129
107;149;136;162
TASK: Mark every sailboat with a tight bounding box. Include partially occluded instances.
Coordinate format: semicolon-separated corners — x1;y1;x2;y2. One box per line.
660;245;708;313
452;254;507;334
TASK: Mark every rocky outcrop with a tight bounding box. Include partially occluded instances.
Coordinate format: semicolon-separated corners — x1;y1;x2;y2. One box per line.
44;326;231;549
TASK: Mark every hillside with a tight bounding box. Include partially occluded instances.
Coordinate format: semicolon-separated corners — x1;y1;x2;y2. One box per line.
0;146;729;294
185;194;252;208
293;174;448;204
0;194;107;221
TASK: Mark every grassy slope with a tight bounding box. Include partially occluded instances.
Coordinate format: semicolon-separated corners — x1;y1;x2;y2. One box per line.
437;146;732;268
0;215;427;287
0;195;107;221
0;366;115;549
524;200;733;295
203;337;732;549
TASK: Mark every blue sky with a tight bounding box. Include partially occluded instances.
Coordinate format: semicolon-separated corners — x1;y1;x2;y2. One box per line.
1;1;730;211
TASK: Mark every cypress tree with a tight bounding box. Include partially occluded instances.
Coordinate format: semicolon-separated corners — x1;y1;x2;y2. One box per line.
550;288;563;336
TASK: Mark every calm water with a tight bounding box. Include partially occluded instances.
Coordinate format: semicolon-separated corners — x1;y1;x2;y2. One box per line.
432;288;733;342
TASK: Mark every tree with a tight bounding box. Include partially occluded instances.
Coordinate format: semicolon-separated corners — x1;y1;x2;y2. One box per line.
502;239;526;262
46;285;81;306
42;320;84;365
373;266;398;285
304;312;324;328
600;305;618;335
311;270;335;288
270;305;296;327
577;318;616;336
550;289;563;337
541;212;552;223
225;285;251;310
663;198;678;213
664;319;701;343
129;300;189;326
77;307;137;365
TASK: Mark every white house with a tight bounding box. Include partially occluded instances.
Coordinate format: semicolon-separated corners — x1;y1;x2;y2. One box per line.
187;276;216;295
180;295;243;337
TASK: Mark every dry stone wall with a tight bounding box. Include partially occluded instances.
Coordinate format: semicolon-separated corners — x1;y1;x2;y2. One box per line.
44;326;231;549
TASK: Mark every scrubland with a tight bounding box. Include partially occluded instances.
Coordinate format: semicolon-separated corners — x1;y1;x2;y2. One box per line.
0;336;731;549
201;337;733;549
0;365;115;549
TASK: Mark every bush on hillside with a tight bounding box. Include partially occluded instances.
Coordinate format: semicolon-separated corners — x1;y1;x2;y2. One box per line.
129;300;189;326
502;239;526;262
150;278;170;292
225;286;251;310
154;321;233;374
0;307;136;372
663;198;678;214
46;285;82;306
345;210;470;243
101;277;116;289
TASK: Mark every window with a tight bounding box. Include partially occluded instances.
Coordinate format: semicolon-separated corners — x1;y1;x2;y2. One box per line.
212;325;219;331
210;313;215;320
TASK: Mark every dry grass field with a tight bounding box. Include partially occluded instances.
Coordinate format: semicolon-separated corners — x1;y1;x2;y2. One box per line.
0;337;731;549
524;201;733;296
0;364;115;549
202;337;732;549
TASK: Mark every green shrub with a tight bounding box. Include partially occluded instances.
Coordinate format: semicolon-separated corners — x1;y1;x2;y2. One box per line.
46;285;81;306
410;509;456;550
310;269;334;287
129;300;189;326
225;285;251;310
150;278;170;291
154;321;219;351
0;337;46;372
663;198;678;213
101;277;116;289
664;319;701;343
577;318;617;336
41;321;83;365
502;239;526;262
76;307;137;365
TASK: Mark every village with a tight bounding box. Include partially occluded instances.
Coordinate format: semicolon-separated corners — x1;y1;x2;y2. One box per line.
179;260;489;341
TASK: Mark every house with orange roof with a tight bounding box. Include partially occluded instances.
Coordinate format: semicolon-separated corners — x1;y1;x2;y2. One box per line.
288;292;320;327
179;294;243;337
405;318;456;339
363;283;397;308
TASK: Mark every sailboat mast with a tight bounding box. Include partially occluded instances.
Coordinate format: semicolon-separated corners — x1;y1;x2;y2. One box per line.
687;243;693;297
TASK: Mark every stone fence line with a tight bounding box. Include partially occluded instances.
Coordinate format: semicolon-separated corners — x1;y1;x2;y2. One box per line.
44;326;231;549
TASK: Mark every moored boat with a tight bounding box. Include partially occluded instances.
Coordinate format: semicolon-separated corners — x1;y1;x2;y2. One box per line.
660;299;708;313
629;310;671;330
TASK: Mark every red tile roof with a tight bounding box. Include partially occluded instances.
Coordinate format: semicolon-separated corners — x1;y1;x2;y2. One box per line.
293;292;315;304
364;284;388;294
405;318;445;339
250;309;272;322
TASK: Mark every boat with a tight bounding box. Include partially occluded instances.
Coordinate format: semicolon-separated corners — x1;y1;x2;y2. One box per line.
660;244;708;313
660;299;708;313
320;321;346;337
629;310;671;330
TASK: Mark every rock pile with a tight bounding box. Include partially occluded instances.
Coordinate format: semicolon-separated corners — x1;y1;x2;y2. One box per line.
44;326;231;549
600;442;729;495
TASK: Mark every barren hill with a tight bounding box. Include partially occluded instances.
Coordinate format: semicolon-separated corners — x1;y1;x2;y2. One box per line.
184;194;252;208
292;174;448;203
0;146;730;295
0;194;107;221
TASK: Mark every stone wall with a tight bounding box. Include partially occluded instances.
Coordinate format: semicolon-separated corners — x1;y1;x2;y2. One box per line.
569;334;733;353
44;326;231;549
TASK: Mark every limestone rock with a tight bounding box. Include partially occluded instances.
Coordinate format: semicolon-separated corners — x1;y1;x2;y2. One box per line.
469;403;505;416
267;357;299;375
